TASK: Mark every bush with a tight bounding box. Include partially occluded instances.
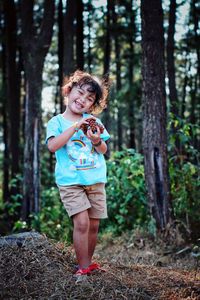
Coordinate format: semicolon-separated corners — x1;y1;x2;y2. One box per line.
14;186;73;242
104;149;149;234
168;114;200;239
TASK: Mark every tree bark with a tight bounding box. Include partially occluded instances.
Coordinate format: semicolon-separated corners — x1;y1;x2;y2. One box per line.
190;0;200;149
141;0;172;230
126;0;136;149
20;0;55;221
102;0;112;157
76;0;84;70
191;0;200;85
86;0;93;72
103;0;112;78
112;2;122;150
1;41;10;204
58;0;64;113
63;0;75;76
167;0;178;116
4;0;20;180
181;54;190;118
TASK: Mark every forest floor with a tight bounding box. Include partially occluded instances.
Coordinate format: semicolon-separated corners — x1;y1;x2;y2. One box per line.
0;231;199;300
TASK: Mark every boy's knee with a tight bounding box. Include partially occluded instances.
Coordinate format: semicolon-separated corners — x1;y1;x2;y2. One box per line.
73;216;89;234
75;222;89;233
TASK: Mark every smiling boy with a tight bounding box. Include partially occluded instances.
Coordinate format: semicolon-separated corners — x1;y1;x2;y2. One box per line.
46;70;110;277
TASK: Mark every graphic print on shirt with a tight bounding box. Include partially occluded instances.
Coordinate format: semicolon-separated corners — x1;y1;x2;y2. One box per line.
66;136;101;171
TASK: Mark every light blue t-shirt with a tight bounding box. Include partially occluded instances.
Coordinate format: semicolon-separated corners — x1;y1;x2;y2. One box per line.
46;113;110;186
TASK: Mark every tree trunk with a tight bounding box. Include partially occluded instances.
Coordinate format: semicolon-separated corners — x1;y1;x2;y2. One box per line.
102;0;112;157
181;54;191;118
190;0;200;150
191;0;200;85
86;0;93;72
167;0;178;116
190;73;197;125
76;0;84;70
63;0;75;76
112;3;122;150
58;0;64;113
4;0;20;180
141;0;172;230
20;0;55;222
127;0;136;149
1;42;10;204
103;0;112;78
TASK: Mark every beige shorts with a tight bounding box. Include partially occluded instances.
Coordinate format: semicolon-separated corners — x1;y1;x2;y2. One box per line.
58;183;107;219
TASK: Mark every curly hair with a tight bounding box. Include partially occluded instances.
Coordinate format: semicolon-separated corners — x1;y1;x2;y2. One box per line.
62;70;109;114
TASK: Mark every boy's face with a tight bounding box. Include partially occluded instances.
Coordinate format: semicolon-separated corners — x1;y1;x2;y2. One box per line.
67;84;96;115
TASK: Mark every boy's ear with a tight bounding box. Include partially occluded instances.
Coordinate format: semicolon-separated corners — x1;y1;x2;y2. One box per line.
62;83;72;96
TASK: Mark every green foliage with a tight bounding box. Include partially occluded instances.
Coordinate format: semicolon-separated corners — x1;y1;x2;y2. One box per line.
12;186;73;242
168;113;200;158
104;149;149;234
168;114;200;236
31;186;73;242
170;160;200;234
6;175;23;217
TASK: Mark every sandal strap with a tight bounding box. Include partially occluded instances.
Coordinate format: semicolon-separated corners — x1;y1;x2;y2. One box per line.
75;267;90;276
89;262;106;272
89;262;100;271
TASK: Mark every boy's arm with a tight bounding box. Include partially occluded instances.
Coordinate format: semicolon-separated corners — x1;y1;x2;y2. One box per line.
92;139;108;154
47;117;91;153
48;124;77;152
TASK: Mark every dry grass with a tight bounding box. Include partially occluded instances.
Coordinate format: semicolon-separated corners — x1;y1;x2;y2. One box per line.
0;232;199;299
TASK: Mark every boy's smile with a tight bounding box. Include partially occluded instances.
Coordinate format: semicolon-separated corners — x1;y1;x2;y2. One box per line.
67;84;96;115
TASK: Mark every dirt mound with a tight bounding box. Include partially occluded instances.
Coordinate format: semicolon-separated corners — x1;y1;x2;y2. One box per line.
0;232;199;299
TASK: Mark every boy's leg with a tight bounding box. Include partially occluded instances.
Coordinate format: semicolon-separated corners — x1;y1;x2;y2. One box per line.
88;218;100;262
72;210;91;269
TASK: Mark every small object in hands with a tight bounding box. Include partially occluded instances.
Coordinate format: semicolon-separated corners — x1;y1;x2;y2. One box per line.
80;118;104;135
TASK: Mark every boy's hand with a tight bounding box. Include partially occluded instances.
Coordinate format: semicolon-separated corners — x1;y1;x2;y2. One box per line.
76;117;96;130
87;126;101;144
79;117;104;135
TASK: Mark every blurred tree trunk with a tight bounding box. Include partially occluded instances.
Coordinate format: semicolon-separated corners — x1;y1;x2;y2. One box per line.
1;35;10;204
58;0;64;113
76;0;84;70
167;0;178;116
63;0;75;76
126;0;136;149
112;2;122;150
190;74;198;125
181;53;190;118
4;0;20;184
103;0;112;79
102;0;112;157
86;0;93;72
190;0;200;149
191;0;200;85
20;0;55;222
141;0;172;230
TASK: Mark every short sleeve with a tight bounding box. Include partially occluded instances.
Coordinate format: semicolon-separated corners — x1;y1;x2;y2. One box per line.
46;116;61;144
96;119;110;142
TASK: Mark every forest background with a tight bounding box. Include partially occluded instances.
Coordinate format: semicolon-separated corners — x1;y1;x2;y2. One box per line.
0;0;199;244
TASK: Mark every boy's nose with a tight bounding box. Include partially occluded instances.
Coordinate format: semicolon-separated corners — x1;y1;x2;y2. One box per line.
80;95;86;103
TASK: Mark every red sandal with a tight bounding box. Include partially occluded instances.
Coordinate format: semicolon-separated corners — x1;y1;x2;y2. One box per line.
88;262;106;272
74;267;91;276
